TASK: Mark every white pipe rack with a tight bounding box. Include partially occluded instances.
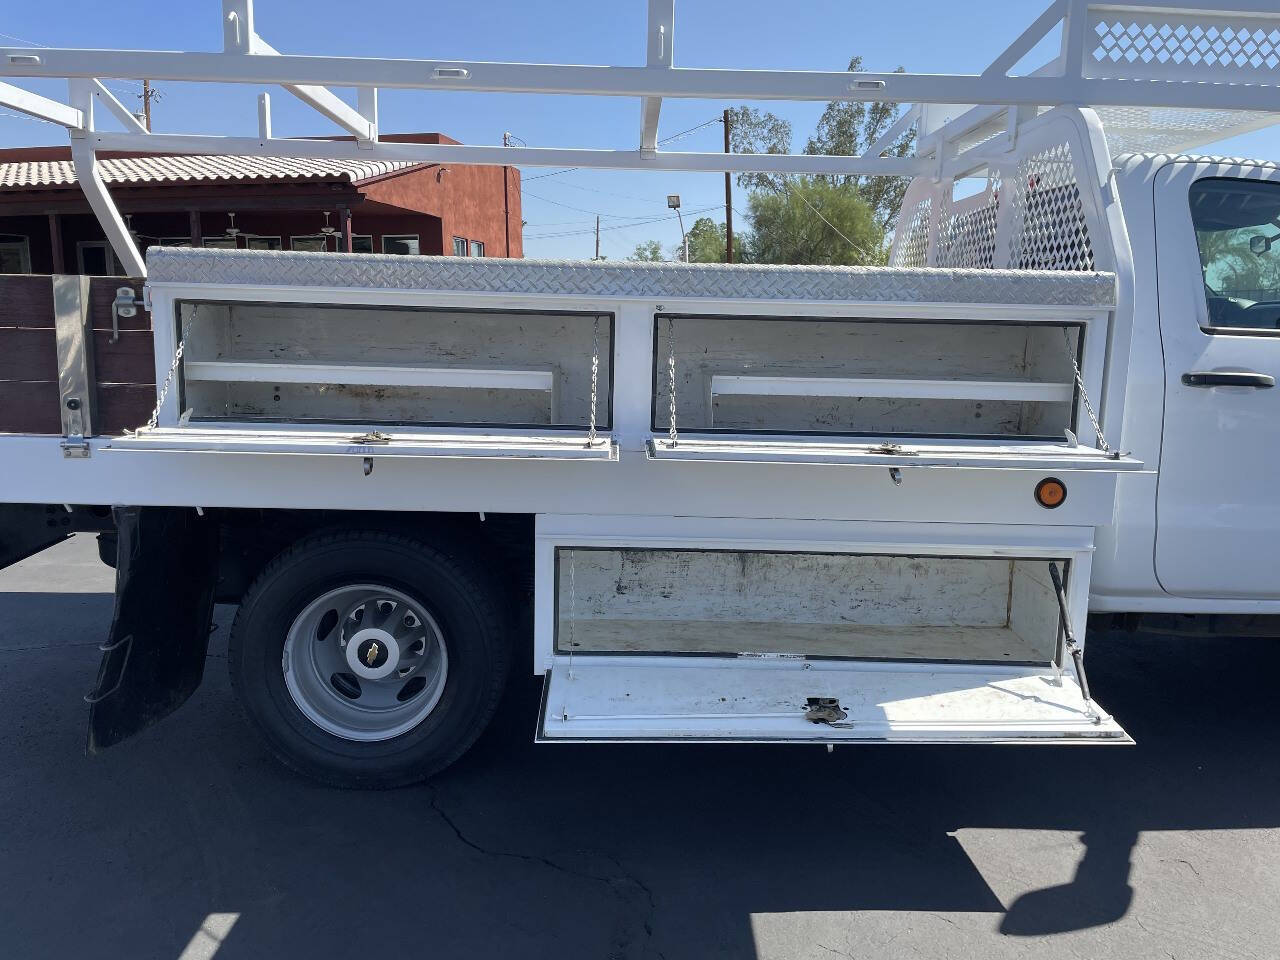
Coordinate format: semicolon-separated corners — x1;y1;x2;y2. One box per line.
0;0;1276;275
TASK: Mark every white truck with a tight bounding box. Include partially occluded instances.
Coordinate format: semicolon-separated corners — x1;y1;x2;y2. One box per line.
0;0;1277;786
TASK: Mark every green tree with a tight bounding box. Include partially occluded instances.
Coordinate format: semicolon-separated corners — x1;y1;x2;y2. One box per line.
682;216;747;263
628;239;665;262
745;178;884;266
804;58;916;231
725;105;793;193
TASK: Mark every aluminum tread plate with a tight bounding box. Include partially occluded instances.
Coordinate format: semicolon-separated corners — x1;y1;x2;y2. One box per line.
147;248;1117;308
539;656;1131;743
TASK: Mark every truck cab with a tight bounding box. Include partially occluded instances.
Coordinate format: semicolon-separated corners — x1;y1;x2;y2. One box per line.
1095;157;1280;610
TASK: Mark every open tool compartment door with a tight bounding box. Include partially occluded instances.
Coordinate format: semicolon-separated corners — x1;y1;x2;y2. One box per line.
535;516;1130;744
106;279;617;463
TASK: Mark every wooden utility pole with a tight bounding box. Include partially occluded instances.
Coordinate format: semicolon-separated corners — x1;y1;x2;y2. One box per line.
723;108;733;263
594;215;600;260
142;80;155;131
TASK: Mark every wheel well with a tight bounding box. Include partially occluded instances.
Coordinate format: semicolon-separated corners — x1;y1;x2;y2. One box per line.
211;510;533;605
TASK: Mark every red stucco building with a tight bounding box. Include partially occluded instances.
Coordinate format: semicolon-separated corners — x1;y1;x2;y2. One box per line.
0;132;522;275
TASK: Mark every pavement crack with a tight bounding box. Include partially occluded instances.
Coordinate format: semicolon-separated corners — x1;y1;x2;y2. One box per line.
427;785;663;959
817;944;855;959
1169;858;1202;881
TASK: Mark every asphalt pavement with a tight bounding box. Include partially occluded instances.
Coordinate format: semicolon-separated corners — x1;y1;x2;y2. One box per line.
0;534;1276;959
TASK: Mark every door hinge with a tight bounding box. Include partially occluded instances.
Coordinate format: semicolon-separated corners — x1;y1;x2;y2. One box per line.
60;435;91;458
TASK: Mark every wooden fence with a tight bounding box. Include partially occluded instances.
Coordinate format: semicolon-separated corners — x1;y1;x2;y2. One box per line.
0;275;156;435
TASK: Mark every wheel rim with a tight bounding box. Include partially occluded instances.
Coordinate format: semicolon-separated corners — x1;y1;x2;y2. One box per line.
283;583;449;742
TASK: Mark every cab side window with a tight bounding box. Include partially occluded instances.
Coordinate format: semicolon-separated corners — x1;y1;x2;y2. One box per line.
1190;178;1280;332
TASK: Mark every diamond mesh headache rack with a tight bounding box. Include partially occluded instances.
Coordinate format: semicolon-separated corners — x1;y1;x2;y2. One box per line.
0;0;1277;277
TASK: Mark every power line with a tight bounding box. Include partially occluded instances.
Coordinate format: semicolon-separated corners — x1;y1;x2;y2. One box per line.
530;178;666;205
657;116;722;145
525;204;718;240
513;115;720;188
0;30;51;47
523;188;701;220
523;168;576;181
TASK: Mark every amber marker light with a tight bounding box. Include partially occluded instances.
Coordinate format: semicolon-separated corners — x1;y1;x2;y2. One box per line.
1035;477;1067;509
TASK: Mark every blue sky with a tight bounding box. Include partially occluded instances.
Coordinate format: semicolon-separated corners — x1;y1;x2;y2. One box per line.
3;0;1279;260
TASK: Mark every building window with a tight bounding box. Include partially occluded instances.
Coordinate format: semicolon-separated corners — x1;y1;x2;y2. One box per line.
471;240;485;257
385;235;421;256
350;234;374;253
203;237;238;249
76;241;120;276
451;236;469;257
0;234;31;274
246;236;282;251
291;236;330;252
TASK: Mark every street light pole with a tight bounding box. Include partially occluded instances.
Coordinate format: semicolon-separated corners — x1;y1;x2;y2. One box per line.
667;194;687;262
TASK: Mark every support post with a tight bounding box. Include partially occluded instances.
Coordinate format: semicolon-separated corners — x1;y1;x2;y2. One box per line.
48;213;65;274
257;91;271;139
723;108;733;263
67;79;146;278
639;0;674;154
52;273;95;451
223;0;374;142
188;210;202;247
338;205;352;252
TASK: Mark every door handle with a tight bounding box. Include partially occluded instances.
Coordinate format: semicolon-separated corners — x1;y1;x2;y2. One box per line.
1181;371;1275;388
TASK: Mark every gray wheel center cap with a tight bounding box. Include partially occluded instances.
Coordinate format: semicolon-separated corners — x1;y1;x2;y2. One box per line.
347;627;401;680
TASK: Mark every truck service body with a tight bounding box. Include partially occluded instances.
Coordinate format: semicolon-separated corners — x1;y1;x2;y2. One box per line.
1;0;1278;785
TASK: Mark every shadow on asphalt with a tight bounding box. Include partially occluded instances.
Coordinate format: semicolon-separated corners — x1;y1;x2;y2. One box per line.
0;587;1276;959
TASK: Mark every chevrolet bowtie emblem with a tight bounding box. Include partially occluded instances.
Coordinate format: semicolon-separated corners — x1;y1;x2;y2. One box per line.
365;641;380;666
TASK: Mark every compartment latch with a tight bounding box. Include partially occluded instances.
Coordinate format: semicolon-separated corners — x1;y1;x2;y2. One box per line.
804;697;848;724
351;431;393;445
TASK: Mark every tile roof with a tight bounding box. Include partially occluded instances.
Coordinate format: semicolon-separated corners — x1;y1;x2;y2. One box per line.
0;154;425;190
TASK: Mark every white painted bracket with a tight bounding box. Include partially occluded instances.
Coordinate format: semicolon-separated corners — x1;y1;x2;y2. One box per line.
639;0;674;155
222;0;375;143
90;79;148;135
67;79;145;277
0;79;82;129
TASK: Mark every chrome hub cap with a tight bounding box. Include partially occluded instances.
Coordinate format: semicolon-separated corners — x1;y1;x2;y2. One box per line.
283;583;448;741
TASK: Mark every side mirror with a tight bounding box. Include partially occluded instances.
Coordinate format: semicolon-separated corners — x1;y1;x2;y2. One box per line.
1249;233;1275;256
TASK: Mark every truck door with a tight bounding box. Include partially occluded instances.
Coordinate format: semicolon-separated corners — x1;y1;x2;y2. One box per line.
1155;164;1280;598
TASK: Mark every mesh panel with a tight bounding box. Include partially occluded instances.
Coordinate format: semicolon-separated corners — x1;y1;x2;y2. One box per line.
1096;104;1274;156
890;196;931;268
1008;143;1096;272
936;183;1001;269
1089;13;1280;80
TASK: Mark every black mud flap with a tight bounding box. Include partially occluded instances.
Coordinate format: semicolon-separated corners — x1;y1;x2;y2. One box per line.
86;507;218;753
0;504;71;573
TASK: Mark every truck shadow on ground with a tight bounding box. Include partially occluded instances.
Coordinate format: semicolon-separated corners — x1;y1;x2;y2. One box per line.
0;597;1274;959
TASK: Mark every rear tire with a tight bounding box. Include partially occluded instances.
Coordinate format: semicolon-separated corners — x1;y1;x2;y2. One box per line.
228;529;510;788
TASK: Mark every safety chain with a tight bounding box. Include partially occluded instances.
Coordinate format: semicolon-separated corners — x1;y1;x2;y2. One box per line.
567;549;577;653
666;316;678;448
1063;328;1112;455
142;305;197;431
586;316;600;446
